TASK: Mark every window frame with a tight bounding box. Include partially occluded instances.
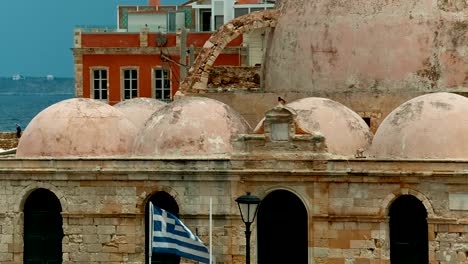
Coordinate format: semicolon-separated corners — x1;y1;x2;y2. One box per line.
90;67;109;101
121;67;139;101
152;67;172;102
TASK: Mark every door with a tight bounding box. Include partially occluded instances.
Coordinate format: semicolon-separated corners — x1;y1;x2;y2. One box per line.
24;188;63;264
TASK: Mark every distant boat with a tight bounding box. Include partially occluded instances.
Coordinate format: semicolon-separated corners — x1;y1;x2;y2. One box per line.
46;74;55;81
12;74;25;81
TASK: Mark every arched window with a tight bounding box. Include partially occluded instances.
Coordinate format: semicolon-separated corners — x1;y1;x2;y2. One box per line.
389;195;428;264
24;188;63;263
145;191;181;264
257;190;308;264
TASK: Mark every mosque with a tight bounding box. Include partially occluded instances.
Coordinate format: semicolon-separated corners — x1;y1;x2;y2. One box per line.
1;0;467;263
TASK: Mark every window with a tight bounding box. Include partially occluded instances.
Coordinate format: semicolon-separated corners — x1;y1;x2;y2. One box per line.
200;9;211;32
214;15;224;29
250;7;265;13
123;69;138;100
234;8;249;18
154;69;171;101
92;69;108;100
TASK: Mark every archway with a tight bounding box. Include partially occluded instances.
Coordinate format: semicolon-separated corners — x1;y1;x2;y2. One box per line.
257;190;308;264
23;188;63;263
180;9;279;93
146;191;180;264
389;195;428;264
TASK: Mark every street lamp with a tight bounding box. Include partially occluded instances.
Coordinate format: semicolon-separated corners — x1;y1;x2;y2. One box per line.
236;192;261;264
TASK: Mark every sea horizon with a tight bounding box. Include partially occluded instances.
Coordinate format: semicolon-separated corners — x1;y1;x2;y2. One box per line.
0;77;75;132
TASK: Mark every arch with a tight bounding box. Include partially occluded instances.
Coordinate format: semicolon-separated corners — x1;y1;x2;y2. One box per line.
23;188;63;263
261;185;311;216
389;195;428;264
180;9;279;93
380;188;435;218
257;189;308;264
16;182;68;213
145;191;181;264
138;186;182;214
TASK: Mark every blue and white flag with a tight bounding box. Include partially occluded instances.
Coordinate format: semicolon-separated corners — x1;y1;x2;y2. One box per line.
150;204;209;263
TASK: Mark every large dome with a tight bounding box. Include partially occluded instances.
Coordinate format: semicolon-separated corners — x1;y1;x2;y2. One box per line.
133;96;250;156
284;97;372;156
114;97;166;130
370;92;468;159
264;0;466;93
17;98;138;157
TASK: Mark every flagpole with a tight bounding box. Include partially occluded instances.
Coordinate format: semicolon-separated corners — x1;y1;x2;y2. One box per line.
149;201;153;264
209;197;212;264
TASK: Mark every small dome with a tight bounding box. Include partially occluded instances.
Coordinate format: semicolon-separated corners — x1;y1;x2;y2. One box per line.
370;92;468;159
133;96;250;156
17;98;138;157
114;98;166;130
284;97;373;156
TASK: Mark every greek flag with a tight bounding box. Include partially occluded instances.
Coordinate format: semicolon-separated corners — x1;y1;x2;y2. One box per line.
150;204;209;263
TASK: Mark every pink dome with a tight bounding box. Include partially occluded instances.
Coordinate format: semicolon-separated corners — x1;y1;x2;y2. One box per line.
114;98;166;130
285;97;373;156
370;92;468;159
133;97;250;156
17;98;138;157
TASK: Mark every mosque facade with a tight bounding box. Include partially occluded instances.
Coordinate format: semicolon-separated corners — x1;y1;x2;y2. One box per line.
0;0;467;263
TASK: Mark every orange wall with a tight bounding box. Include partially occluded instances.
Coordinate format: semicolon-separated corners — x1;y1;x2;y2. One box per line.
83;54;181;105
82;34;140;48
81;33;243;48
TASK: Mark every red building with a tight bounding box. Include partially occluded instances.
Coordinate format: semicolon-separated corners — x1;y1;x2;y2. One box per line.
72;0;273;104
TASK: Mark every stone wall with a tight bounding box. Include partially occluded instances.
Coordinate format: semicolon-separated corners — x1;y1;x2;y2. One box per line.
208;66;261;89
0;133;18;150
0;159;467;263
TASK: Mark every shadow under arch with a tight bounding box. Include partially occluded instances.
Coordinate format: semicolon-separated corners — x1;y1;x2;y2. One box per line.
389;194;429;264
145;190;181;264
257;189;308;264
380;188;435;218
16;182;68;213
24;188;64;263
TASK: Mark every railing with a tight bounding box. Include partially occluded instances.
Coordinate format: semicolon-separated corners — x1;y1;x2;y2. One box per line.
75;25;118;33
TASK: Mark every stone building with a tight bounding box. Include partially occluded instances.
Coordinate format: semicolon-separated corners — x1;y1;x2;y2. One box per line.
1;92;468;264
1;0;466;263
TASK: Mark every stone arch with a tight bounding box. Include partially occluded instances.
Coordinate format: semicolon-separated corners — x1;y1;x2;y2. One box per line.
16;182;68;213
180;9;279;93
380;188;435;218
257;188;308;264
261;185;311;216
138;185;182;214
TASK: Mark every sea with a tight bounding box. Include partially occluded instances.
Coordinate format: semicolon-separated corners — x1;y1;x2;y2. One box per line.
0;80;75;132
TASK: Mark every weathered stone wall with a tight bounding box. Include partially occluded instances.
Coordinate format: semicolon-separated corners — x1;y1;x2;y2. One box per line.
266;0;467;94
0;159;467;263
208;66;261;89
0;133;18;150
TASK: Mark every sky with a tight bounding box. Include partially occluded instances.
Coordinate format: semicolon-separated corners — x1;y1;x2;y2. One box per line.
0;0;184;78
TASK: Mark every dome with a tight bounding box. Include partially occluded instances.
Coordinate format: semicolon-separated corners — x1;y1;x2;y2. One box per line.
133;96;250;156
370;92;468;159
114;98;166;130
284;97;372;156
264;0;462;93
17;98;138;157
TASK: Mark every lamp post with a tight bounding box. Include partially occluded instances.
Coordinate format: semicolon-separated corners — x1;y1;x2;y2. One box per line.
236;192;261;264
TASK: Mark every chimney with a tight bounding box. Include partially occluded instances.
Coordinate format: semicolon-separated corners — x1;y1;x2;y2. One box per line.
149;0;160;6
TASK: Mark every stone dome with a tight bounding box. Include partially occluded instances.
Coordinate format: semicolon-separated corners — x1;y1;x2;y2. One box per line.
264;0;464;93
114;98;166;130
133;96;250;156
283;97;373;156
17;98;138;157
370;92;468;159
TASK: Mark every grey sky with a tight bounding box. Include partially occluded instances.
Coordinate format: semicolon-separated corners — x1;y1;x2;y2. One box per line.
0;0;184;78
